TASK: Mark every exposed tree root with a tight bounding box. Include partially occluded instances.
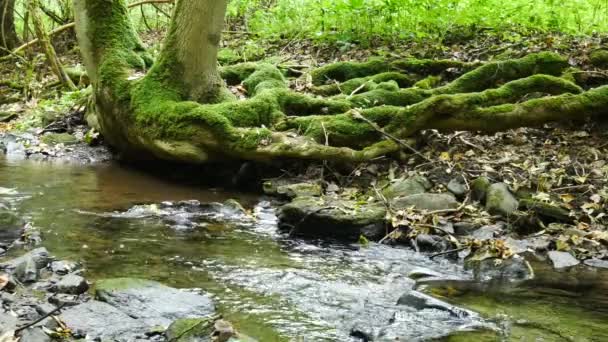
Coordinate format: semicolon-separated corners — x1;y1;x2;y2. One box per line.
75;0;608;164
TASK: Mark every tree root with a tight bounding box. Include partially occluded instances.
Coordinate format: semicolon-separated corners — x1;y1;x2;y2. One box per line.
75;0;606;164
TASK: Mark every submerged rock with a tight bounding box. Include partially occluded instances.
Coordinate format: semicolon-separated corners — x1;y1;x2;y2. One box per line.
166;317;215;341
485;183;518;217
415;234;450;253
547;251;580;269
397;290;473;318
61;278;216;341
391;193;458;211
95;278;215;329
60;300;145;340
277;196;386;239
0;207;23;245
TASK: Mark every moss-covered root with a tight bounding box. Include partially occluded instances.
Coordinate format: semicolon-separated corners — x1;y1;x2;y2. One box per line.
311;72;416;96
333;53;571;108
434;52;569;94
286;74;583;145
310;57;477;86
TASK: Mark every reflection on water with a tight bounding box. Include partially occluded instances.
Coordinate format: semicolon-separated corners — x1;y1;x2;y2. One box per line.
1;157;608;341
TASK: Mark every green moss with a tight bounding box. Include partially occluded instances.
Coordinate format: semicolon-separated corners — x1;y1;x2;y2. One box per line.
242;64;287;95
220;63;259;85
589;49;608;68
218;48;242;65
165;317;215;342
348;87;430;107
390;58;477;74
312;72;414;96
310;58;390;85
41;133;79;145
413;75;442;89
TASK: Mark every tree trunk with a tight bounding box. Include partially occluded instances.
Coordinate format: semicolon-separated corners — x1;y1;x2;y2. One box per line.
153;0;229;103
0;0;18;53
74;0;608;165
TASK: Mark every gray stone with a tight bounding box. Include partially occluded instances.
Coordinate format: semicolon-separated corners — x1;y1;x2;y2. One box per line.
415;234;449;253
453;221;478;235
504;238;530;254
95;278;215;329
391;193;458;211
548;251;580;269
447;177;467;197
485;183;518;217
278;196;386;240
13;255;38;283
407;267;444;280
397;290;473;318
470;223;504;240
18;327;51;342
0;311;17;332
0;247;51;271
49;260;79;275
382;176;431;200
55;274;89;295
471;256;534;283
471;177;491;202
60;300;146;341
48;294;81;307
584;258;608;269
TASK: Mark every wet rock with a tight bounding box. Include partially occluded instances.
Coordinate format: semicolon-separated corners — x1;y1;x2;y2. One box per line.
391;193;458;211
48;294;81;307
166;317;215;341
471;256;534;283
471;177;491;202
407;267;444;280
1;247;51;271
485;183;518;217
415;234;450;253
40;133;79;145
0;311;18;332
470;223;504;240
54;274;89;295
277;196;386;240
453;221;478;236
397;290;472;318
447;176;467;198
382;176;431;200
18;327;51;342
95;278;215;329
213;319;236;341
60;300;145;340
548;251;580;269
277;183;322;198
49;260;79;275
13;255;38;283
584;258;608;269
263;180;322;198
504;238;530;255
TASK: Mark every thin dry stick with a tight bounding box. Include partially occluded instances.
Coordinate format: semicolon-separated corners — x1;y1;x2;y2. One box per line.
350;109;432;163
15;303;67;333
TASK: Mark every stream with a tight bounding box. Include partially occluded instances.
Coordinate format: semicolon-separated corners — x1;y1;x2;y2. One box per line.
1;157;608;341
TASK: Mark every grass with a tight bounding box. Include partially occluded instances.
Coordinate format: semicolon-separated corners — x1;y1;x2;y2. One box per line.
225;0;608;42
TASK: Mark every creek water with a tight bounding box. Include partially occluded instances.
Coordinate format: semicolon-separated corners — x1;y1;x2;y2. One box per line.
1;157;608;341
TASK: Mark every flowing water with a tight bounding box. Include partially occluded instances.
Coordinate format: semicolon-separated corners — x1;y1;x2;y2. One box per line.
1;157;608;341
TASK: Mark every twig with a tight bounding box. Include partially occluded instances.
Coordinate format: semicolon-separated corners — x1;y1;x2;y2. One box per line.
348;80;370;97
15;303;66;333
350;109;432;162
429;247;468;259
12;22;74;54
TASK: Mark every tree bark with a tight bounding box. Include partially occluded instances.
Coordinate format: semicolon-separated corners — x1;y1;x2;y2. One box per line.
152;0;229;103
0;0;18;53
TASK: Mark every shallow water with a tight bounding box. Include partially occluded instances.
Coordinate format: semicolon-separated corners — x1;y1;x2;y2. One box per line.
1;157;607;341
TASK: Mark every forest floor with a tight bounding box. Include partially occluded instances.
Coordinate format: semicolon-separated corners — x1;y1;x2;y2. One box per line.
0;28;607;271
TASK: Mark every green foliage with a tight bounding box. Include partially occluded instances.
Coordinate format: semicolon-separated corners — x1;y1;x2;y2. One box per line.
226;0;608;43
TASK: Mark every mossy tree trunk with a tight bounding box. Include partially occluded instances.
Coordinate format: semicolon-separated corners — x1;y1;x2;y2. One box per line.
0;0;18;53
74;0;608;164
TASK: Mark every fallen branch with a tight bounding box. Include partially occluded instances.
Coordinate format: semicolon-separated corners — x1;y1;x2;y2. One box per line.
15;303;66;333
12;22;74;54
